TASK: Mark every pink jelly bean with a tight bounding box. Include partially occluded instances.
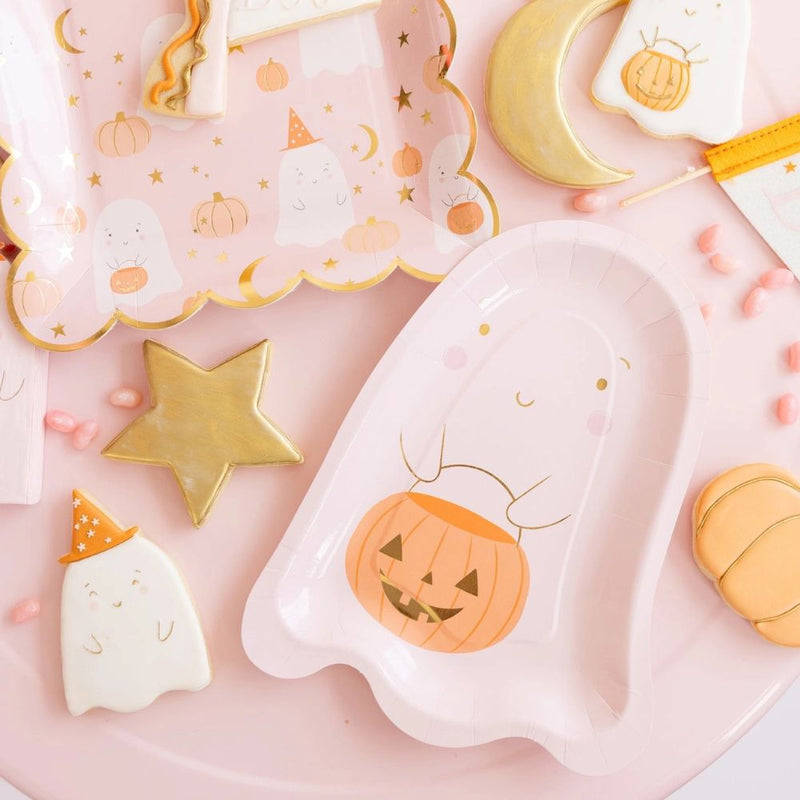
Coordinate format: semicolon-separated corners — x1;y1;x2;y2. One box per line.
45;409;77;433
759;268;795;290
10;598;40;624
72;420;99;451
700;303;715;323
778;394;800;425
109;387;143;408
573;191;608;213
698;224;723;254
789;341;800;373
743;287;768;318
710;253;742;275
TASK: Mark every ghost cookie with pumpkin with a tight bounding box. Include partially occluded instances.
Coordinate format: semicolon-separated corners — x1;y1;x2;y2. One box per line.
592;0;751;143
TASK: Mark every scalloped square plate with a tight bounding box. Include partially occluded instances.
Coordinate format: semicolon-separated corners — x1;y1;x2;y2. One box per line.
242;221;710;775
0;0;496;350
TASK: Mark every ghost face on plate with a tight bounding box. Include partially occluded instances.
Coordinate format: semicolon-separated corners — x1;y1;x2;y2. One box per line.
276;141;355;248
93;198;182;314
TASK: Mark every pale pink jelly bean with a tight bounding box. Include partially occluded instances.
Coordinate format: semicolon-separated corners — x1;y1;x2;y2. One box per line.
72;420;99;451
778;394;800;425
789;341;800;373
109;387;143;408
743;287;768;318
759;268;795;290
698;224;723;254
710;253;742;275
700;303;715;323
573;191;608;213
10;598;40;624
45;409;77;433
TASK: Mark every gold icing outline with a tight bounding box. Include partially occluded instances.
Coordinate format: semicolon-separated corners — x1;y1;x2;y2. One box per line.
2;0;500;352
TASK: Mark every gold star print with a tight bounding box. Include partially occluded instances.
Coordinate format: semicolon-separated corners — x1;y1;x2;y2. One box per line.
87;172;102;188
148;169;164;184
79;27;87;36
398;184;415;204
192;165;200;174
411;5;419;14
323;257;339;270
212;136;223;147
12;196;20;206
187;249;198;259
258;178;269;190
113;52;124;63
351;143;360;153
217;251;229;263
393;86;413;111
421;109;433;125
102;340;303;527
324;103;333;113
786;162;797;174
353;184;363;195
67;94;79;107
228;44;244;54
83;69;92;79
398;31;410;46
51;323;66;338
200;216;208;225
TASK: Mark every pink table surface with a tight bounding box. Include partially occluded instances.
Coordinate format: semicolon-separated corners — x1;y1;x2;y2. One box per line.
4;1;800;798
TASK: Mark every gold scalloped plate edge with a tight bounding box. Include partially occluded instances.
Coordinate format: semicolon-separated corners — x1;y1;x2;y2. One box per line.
1;0;500;353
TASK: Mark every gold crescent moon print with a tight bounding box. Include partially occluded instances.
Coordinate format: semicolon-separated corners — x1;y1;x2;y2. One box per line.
485;0;634;188
54;9;85;55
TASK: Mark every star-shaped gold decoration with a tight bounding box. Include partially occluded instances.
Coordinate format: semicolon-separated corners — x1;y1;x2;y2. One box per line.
51;323;66;338
67;94;79;107
397;183;415;204
12;196;20;206
87;172;102;188
148;168;164;184
393;86;413;111
82;69;92;79
228;44;244;54
102;340;302;527
351;143;360;153
217;251;229;263
421;109;433;125
191;165;200;174
79;27;88;36
323;103;333;113
398;31;410;47
212;136;223;147
786;161;797;174
113;52;124;63
187;249;198;259
258;178;270;190
323;257;339;270
353;184;363;195
410;5;419;14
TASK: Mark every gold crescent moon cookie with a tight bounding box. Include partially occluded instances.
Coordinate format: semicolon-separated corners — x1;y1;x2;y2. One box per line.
485;0;634;188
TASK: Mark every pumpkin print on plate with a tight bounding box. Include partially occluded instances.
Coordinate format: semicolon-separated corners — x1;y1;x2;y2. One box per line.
343;217;401;254
447;201;484;236
392;143;423;177
422;45;452;94
191;192;249;239
257;58;289;92
94;111;152;157
12;272;61;318
693;463;800;647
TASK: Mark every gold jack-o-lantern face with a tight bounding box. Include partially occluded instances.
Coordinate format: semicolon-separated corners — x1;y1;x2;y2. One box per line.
621;48;691;112
346;492;530;654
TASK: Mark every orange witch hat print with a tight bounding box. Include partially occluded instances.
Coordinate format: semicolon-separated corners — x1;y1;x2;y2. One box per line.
282;107;323;151
59;490;139;564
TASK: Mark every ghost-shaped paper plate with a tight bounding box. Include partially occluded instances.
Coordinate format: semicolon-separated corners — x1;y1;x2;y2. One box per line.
242;220;710;776
0;0;497;350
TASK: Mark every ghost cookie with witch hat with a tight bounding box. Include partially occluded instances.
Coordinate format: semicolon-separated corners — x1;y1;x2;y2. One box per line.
592;0;751;144
60;490;212;716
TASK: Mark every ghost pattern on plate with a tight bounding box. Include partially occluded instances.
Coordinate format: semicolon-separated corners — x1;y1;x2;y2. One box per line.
60;490;212;716
92;199;183;314
275;108;355;247
592;0;751;143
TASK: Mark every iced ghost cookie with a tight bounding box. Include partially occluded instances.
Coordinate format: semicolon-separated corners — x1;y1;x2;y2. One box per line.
592;0;751;144
60;490;212;715
693;464;800;647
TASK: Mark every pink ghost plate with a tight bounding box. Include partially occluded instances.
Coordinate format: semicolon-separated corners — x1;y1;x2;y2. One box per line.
242;221;711;775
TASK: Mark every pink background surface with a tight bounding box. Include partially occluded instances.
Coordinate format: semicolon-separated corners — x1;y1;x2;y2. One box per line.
4;0;800;798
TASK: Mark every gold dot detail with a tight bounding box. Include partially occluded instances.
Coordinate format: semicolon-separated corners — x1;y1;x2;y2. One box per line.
479;324;490;336
596;378;608;391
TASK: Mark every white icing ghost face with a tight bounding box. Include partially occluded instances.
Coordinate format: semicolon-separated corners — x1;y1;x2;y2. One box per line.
592;0;751;143
61;536;211;715
92;198;182;314
275;141;355;248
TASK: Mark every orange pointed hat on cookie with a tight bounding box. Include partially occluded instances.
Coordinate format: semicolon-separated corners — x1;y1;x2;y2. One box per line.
282;107;322;151
59;490;139;564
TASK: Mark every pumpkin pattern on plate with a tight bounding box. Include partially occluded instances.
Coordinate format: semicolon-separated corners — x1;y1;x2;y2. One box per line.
191;192;249;238
392;142;423;177
345;492;530;654
343;217;400;254
447;201;484;236
693;463;800;647
12;272;61;317
94;111;152;157
257;58;289;92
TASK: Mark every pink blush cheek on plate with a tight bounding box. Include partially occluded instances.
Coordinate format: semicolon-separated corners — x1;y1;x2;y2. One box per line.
587;410;613;437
